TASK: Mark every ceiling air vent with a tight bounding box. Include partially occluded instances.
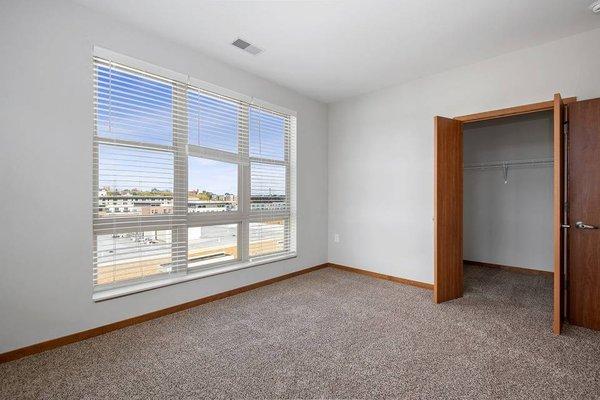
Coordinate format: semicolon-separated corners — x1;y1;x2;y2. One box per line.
231;38;264;55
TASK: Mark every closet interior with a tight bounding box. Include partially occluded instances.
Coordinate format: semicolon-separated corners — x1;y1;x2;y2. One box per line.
462;111;554;303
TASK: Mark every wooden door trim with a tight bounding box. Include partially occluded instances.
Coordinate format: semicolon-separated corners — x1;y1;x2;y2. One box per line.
553;93;564;335
455;97;576;123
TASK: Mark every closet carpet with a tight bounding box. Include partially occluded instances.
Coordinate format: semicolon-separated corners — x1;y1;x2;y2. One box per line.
2;265;600;399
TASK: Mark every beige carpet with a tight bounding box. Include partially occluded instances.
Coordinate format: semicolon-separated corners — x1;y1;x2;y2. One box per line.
2;265;600;399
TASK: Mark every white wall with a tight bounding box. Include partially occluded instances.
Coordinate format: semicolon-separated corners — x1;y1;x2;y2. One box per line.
0;0;328;353
463;112;553;271
328;27;600;284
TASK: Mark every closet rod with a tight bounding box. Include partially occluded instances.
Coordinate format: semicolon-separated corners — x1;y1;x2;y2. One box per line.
464;157;553;184
463;157;553;170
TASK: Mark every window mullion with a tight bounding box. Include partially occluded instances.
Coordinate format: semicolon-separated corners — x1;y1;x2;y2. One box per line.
239;102;250;262
188;144;246;164
96;137;174;153
173;82;188;273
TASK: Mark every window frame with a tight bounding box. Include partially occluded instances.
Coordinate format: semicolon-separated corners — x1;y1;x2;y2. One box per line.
92;47;297;299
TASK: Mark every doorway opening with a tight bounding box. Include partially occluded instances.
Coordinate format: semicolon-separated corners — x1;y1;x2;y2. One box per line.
462;111;554;320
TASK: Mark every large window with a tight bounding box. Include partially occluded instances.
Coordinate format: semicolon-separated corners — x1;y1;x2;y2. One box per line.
93;51;296;293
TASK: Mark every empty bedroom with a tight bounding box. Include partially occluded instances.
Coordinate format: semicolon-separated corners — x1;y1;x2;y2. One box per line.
2;0;600;398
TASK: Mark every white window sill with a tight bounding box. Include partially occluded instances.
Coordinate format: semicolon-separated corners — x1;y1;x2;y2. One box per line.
92;253;297;302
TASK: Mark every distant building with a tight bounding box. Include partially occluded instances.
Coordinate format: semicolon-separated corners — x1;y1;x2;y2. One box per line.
98;195;174;216
187;199;237;213
97;193;281;216
141;205;172;215
250;195;287;211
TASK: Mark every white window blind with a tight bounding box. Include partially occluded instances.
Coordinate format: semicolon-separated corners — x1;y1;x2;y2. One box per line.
93;51;296;292
248;106;296;259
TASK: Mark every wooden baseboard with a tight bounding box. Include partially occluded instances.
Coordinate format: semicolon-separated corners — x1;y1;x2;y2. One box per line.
463;260;552;277
0;263;329;364
329;263;433;290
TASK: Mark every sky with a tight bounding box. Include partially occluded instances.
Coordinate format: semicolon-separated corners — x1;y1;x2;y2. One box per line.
188;157;236;195
96;64;286;196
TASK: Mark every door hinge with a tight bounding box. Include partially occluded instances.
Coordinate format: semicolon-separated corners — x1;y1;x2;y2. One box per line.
563;120;569;135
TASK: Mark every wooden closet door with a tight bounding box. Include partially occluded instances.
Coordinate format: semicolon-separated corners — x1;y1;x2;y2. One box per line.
567;98;600;331
434;116;463;303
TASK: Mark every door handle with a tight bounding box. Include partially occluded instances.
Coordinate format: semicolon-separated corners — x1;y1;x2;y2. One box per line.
575;221;597;230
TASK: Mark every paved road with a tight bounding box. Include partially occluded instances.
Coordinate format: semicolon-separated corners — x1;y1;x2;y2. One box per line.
98;224;282;264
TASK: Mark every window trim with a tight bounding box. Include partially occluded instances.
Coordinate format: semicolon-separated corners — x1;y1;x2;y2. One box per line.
92;46;297;296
